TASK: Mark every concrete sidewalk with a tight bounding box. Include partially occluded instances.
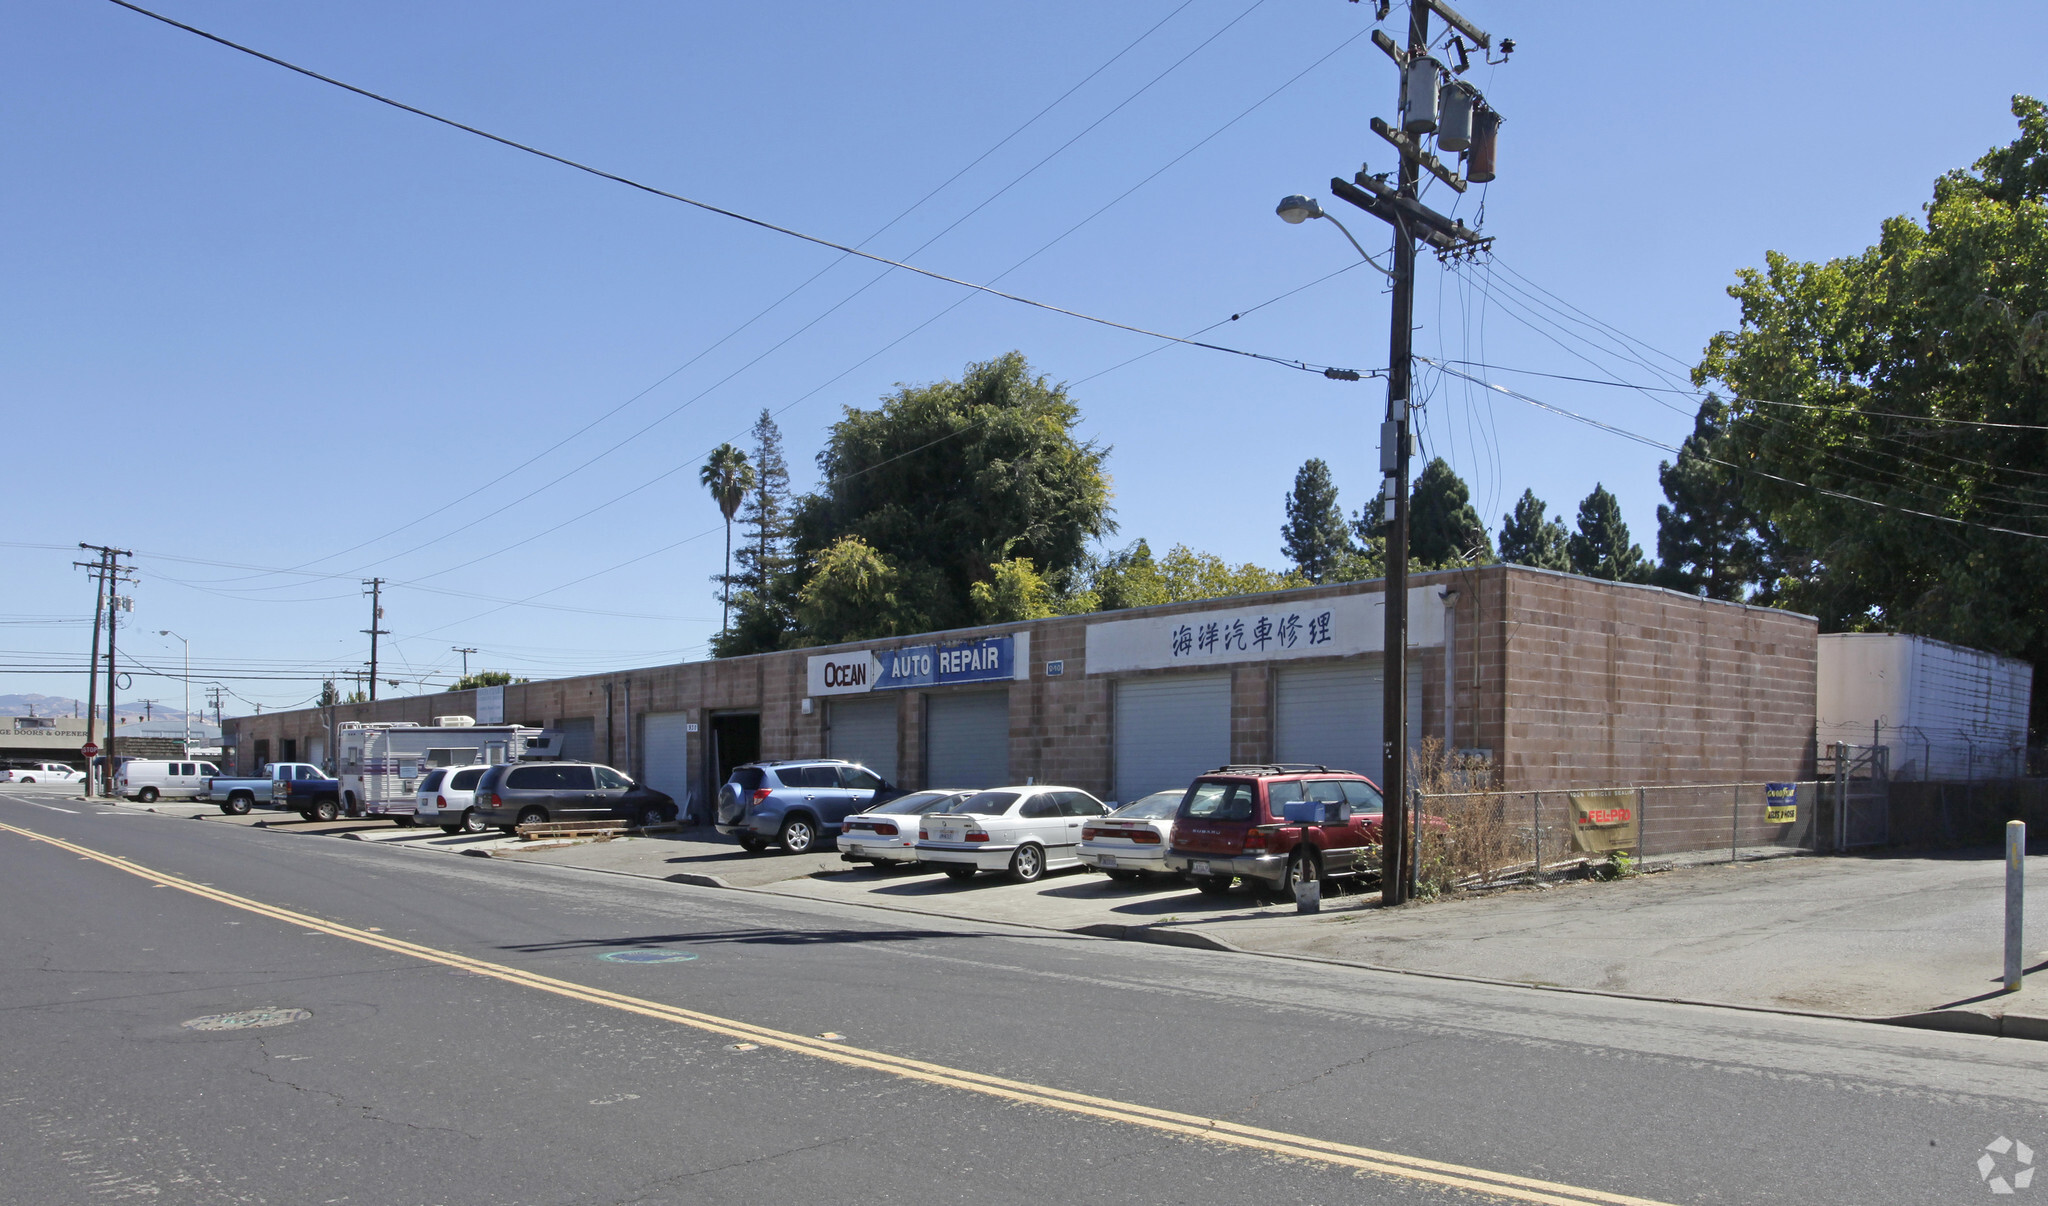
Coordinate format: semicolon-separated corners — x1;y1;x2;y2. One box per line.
83;793;2048;1037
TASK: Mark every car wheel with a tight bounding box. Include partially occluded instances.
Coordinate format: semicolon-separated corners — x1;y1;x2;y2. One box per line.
460;808;489;834
636;804;669;829
942;865;978;881
1274;851;1320;897
223;792;252;816
1193;874;1235;896
312;797;341;823
138;787;159;803
737;834;769;853
515;806;548;831
18;777;33;785
1008;845;1045;883
779;816;817;855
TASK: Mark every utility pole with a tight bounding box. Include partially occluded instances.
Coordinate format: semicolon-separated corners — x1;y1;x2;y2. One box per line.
362;579;388;703
74;547;111;796
1320;0;1507;906
76;545;136;795
453;647;478;680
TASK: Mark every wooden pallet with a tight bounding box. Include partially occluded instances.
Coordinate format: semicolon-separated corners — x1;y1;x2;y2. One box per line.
516;820;629;840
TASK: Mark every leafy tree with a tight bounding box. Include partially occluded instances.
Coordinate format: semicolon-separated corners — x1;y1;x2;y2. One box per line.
700;442;754;636
451;671;526;691
792;352;1113;638
1567;484;1651;582
1281;458;1354;582
1651;396;1781;601
1408;457;1493;568
1087;539;1305;610
715;411;800;657
969;556;1058;624
1498;489;1571;571
794;536;933;645
1697;96;2048;720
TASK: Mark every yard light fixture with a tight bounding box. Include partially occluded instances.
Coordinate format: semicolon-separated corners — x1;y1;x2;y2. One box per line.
1275;194;1395;280
159;629;190;757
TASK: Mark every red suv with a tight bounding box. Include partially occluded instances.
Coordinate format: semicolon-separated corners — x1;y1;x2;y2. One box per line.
1163;765;1386;896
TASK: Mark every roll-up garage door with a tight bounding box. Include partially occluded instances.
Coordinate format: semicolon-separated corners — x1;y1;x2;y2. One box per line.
1114;673;1230;806
640;712;692;810
554;717;596;764
1274;659;1422;784
924;691;1009;790
827;696;899;785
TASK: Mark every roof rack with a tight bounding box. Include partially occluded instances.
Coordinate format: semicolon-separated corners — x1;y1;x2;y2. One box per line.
1205;763;1336;775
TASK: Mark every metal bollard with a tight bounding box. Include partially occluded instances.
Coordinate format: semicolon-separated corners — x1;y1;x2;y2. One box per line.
2007;820;2026;992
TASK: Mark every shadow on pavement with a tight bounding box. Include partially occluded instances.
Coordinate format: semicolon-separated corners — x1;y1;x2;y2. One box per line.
499;924;1026;953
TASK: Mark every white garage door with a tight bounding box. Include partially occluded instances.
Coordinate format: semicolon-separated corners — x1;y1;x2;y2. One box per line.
828;696;899;785
1275;659;1422;784
1114;673;1230;807
640;712;692;810
925;691;1009;790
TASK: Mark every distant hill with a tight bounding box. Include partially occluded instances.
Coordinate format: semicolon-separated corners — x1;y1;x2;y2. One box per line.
0;694;203;724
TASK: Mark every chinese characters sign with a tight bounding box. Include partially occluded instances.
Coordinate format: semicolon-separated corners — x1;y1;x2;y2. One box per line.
1083;587;1444;675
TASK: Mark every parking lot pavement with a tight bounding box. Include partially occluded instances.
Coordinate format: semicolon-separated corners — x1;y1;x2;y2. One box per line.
101;793;2048;1029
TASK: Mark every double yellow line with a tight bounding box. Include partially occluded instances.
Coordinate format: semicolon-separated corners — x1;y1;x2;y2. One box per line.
2;819;1673;1206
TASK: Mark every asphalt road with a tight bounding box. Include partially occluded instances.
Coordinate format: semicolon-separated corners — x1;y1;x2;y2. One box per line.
3;788;2045;1206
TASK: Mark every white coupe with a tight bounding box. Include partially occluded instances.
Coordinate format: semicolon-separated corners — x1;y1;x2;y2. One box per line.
915;785;1108;883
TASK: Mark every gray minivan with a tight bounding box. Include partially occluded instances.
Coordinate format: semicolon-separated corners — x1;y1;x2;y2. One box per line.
468;761;677;834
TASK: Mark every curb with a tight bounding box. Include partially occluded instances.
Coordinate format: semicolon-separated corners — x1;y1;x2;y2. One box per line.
196;806;2047;1042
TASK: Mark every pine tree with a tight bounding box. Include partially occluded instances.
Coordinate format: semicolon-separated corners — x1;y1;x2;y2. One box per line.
1280;458;1353;583
715;411;798;656
1408;457;1493;568
1652;396;1778;600
1497;489;1570;571
1568;483;1651;582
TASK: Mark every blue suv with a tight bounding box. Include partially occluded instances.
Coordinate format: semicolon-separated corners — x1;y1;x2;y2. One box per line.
714;759;899;854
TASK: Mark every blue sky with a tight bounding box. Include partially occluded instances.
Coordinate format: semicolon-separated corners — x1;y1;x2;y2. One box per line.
5;0;2043;713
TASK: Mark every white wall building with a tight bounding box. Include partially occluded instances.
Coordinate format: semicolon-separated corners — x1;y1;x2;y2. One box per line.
1816;633;2033;780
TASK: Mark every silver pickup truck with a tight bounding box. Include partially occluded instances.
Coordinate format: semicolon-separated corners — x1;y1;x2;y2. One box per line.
202;762;325;815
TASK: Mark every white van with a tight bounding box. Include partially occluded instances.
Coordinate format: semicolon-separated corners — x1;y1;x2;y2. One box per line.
115;759;221;803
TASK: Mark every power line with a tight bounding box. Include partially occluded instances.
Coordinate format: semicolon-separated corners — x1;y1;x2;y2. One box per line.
1418;358;2048;544
104;0;1363;381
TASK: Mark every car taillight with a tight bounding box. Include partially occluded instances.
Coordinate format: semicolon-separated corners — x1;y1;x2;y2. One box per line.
488;794;502;807
1242;829;1268;851
1131;830;1162;844
436;796;448;809
966;828;990;842
873;822;898;837
1081;826;1103;841
919;829;930;840
752;788;773;805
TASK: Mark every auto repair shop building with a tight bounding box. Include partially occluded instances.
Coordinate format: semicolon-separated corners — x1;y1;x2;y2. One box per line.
224;564;1819;811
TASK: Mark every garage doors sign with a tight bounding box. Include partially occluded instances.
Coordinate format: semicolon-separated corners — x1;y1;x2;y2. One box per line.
809;634;1030;696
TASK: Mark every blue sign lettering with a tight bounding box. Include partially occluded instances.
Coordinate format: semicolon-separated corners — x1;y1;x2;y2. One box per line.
872;636;1015;690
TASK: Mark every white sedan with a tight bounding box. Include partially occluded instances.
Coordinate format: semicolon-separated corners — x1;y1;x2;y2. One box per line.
839;789;972;866
915;785;1108;884
1078;790;1184;882
1;763;84;785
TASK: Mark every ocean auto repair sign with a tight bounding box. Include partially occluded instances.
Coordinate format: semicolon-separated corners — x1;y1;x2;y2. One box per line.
808;634;1030;696
1083;586;1445;675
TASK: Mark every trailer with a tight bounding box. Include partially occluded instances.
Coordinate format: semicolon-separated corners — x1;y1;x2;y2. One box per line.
337;721;541;820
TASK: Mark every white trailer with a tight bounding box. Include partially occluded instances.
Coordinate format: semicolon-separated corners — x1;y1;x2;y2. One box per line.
1817;633;2033;780
337;721;538;820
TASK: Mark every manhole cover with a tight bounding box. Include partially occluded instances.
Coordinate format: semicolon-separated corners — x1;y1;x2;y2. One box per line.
181;1007;312;1032
597;950;698;964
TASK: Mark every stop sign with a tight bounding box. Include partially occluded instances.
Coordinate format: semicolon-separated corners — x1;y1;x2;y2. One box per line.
80;742;99;758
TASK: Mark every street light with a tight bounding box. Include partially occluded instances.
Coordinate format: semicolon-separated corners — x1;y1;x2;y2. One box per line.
159;630;189;757
1275;194;1396;279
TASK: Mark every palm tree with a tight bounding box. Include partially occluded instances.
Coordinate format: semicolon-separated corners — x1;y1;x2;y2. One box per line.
700;444;754;635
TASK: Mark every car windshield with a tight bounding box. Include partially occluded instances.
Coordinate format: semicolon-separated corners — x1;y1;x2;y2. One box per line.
932;790;1019;816
869;791;956;815
1181;781;1256;822
1113;792;1182;821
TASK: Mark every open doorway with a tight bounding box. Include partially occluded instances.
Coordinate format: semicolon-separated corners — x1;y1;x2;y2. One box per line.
702;712;759;822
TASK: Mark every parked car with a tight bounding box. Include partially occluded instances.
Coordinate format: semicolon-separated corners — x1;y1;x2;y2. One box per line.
203;762;325;815
838;789;973;866
415;765;493;833
713;759;898;854
915;785;1108;884
273;768;345;821
1162;765;1385;897
1;762;84;785
114;758;223;803
1077;790;1185;881
469;762;677;835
